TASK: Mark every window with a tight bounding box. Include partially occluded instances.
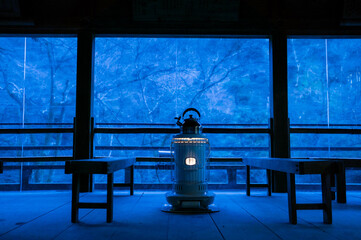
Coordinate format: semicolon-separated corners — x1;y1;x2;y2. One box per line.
288;38;361;184
94;37;270;155
94;36;270;186
0;36;77;189
288;39;361;127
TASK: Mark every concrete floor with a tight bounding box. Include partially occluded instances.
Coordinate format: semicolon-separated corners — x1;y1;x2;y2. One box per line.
0;190;360;240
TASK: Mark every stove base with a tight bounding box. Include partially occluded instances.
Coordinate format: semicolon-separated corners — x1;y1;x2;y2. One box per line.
161;203;219;213
163;191;218;213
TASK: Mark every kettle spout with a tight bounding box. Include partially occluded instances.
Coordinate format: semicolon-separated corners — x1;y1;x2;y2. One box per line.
174;116;182;126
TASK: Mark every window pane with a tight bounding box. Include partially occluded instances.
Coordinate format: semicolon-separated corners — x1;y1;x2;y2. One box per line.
291;134;361;158
94;133;268;186
94;37;270;125
291;133;361;183
0;134;73;157
288;39;361;126
94;133;269;158
288;39;361;184
0;162;71;189
207;133;269;157
0;37;77;128
94;37;270;188
0;36;76;190
0;162;20;185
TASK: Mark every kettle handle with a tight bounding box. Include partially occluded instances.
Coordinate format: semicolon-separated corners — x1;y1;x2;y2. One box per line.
182;108;201;118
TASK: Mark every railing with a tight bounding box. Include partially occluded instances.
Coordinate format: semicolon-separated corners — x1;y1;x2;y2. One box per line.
2;161;360;191
1;122;361;191
0;162;247;191
1;146;361;153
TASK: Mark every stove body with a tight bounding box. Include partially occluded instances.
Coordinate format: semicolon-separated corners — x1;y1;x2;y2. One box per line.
165;108;215;211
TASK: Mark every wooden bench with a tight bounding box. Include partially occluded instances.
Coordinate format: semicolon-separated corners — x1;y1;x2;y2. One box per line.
311;157;361;203
65;157;135;223
243;157;341;224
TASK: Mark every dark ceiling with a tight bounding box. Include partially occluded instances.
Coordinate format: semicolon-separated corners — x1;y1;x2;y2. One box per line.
0;0;360;34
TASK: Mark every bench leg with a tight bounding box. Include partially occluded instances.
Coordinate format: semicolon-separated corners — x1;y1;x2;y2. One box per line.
71;174;80;223
130;165;134;196
267;169;272;196
287;173;297;224
336;162;346;203
331;174;336;200
321;171;332;224
246;165;250;196
107;173;114;223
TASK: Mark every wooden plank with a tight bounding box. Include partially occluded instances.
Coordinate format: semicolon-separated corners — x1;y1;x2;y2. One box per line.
249;184;270;188
65;157;135;174
94;127;269;134
312;157;361;168
0;191;356;240
113;183;132;187
135;157;243;163
243;157;334;174
228;192;340;240
296;203;324;210
291;128;361;134
78;203;108;209
0;157;73;162
167;200;223;240
297;192;361;239
1;191;134;240
0;191;92;239
56;191;169;240
0;128;73;134
209;193;281;240
136;157;172;162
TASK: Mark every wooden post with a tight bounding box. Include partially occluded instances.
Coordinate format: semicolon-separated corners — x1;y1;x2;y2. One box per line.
107;173;114;223
130;165;134;195
287;173;297;224
267;169;272;196
331;174;336;200
336;161;346;203
270;32;290;193
321;170;332;224
74;31;95;192
246;165;251;196
227;168;237;188
71;174;80;223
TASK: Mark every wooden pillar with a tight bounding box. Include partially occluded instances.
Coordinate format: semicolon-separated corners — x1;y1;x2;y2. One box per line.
74;31;95;192
270;32;290;193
